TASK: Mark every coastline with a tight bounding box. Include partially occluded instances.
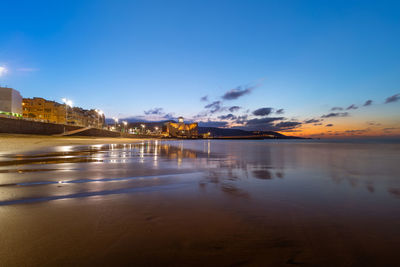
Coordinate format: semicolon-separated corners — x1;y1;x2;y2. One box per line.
0;133;153;155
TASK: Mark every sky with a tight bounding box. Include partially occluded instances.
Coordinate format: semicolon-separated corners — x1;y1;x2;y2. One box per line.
0;0;399;138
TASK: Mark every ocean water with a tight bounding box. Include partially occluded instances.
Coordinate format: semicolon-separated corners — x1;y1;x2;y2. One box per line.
0;139;399;266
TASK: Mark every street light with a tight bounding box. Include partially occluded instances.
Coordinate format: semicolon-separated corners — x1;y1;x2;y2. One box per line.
95;109;104;128
123;121;128;132
62;98;73;107
113;117;118;130
62;98;73;125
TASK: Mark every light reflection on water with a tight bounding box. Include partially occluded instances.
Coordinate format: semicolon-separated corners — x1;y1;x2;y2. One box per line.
0;140;398;204
0;140;400;265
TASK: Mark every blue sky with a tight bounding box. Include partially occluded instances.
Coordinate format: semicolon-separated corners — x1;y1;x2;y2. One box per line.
1;0;399;136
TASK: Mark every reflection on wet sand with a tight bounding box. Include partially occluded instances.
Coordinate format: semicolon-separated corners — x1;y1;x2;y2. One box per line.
0;140;399;266
0;142;211;206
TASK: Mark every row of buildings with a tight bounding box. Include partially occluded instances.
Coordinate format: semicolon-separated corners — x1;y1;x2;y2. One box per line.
0;86;200;138
123;117;199;138
0;87;105;127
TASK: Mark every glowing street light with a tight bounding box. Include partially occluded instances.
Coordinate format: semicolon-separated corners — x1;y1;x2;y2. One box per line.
95;109;104;128
122;121;128;133
62;98;73;107
61;98;73;126
112;117;119;130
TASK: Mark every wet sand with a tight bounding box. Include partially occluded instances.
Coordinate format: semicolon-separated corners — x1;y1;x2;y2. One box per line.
0;140;399;266
0;134;151;154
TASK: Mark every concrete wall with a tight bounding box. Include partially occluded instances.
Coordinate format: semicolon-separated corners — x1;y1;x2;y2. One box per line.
0;117;162;137
0;117;81;135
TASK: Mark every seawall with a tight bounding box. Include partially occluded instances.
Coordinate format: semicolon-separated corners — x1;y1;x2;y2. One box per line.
0;117;120;137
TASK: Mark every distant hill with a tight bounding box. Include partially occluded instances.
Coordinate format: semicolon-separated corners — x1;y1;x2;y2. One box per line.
198;127;302;139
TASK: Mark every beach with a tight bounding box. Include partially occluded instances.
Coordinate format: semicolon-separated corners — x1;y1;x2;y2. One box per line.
0;134;150;154
0;139;399;266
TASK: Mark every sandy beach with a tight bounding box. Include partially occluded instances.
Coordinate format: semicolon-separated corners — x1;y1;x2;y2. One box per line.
0;139;399;265
0;133;151;154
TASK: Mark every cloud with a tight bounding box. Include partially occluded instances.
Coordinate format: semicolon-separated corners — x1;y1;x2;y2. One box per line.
331;107;343;111
385;93;400;104
228;106;241;112
321;112;349;118
275;109;284;114
344;129;370;134
242;117;285;131
0;66;7;77
274;121;302;128
309;133;325;137
363;100;373;106
235;115;248;124
346;104;358;110
163;113;176;120
366;121;381;126
218;114;237;120
144;107;164;115
204;101;223;113
222;86;253;100
304;119;321;124
246;117;284;126
326;124;334;127
200;95;208;102
198;120;229;127
252;107;273;116
383;127;400;132
230;115;303;132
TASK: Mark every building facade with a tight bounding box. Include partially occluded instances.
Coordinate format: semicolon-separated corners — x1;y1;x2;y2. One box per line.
22;97;66;123
22;97;105;127
69;107;105;127
165;117;198;138
0;87;22;116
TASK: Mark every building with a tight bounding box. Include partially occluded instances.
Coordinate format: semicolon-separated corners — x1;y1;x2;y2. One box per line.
22;97;66;123
22;97;105;127
69;107;104;127
0;87;22;116
165;117;198;138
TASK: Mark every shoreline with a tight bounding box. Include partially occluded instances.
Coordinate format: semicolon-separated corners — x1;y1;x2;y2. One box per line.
0;133;155;155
